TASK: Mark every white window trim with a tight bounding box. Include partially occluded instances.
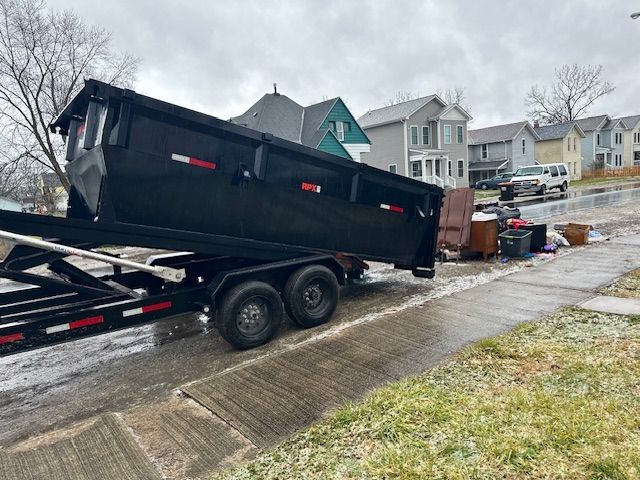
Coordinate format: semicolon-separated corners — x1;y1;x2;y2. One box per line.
521;137;526;155
388;163;398;174
410;125;419;145
456;125;464;144
443;124;452;145
481;144;488;159
410;159;423;178
336;121;344;141
421;125;429;145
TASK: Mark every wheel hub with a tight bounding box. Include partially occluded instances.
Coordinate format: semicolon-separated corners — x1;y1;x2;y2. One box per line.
303;283;323;309
237;298;268;335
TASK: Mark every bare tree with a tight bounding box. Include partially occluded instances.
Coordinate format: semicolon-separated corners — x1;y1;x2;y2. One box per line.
384;90;420;106
436;86;471;115
526;64;615;125
0;0;139;192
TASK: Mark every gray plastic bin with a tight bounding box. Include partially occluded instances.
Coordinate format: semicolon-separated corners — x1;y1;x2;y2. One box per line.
499;229;532;257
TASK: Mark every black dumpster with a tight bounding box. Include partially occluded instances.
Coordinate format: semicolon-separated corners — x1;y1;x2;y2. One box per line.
51;80;444;276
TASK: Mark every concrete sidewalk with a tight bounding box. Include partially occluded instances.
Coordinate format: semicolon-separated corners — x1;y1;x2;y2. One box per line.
2;235;639;479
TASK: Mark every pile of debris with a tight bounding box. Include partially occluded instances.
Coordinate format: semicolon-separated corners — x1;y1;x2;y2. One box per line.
437;189;605;263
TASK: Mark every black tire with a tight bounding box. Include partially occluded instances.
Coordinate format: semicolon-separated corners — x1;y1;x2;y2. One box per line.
538;184;546;196
480;183;488;190
560;181;568;192
283;265;339;328
217;281;283;350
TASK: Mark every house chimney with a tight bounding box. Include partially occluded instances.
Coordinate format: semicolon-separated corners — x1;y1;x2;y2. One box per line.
533;120;540;128
273;83;278;95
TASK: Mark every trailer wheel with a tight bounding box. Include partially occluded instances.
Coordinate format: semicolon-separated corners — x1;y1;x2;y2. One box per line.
284;265;339;328
218;281;283;350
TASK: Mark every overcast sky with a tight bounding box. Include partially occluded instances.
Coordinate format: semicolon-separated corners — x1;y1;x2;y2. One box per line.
51;0;639;128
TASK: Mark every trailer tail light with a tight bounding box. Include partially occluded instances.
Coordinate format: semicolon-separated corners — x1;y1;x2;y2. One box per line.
45;315;104;334
380;203;404;213
122;301;172;318
0;332;24;345
171;153;217;170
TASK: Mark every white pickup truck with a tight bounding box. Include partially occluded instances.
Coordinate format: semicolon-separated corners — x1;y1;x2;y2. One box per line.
510;163;570;196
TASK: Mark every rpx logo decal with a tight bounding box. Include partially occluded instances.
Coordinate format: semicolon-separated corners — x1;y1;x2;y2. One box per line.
301;182;321;193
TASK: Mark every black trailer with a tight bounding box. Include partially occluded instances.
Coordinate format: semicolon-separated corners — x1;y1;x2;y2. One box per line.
0;79;444;356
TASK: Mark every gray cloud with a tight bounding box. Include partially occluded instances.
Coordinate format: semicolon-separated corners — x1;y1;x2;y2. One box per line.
50;0;640;126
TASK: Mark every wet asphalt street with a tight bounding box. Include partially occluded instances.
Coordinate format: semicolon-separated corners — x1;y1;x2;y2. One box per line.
0;263;486;445
509;183;640;220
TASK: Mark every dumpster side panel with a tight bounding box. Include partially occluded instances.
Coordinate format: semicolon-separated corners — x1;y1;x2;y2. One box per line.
61;80;444;270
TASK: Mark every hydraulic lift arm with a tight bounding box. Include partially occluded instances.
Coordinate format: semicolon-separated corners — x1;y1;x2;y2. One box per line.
0;229;186;283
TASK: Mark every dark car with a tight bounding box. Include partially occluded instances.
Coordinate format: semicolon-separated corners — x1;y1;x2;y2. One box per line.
475;172;514;190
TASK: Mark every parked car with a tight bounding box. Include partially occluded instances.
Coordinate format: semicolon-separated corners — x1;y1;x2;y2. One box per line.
510;163;570;196
475;172;514;190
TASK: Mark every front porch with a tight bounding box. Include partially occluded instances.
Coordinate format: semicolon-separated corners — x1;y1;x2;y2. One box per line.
409;149;457;189
468;159;510;185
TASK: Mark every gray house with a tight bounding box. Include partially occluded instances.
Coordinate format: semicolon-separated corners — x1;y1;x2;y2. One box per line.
357;95;472;189
575;115;612;172
467;121;540;185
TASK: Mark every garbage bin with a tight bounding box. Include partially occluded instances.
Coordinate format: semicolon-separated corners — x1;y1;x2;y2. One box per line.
499;229;532;257
499;183;514;201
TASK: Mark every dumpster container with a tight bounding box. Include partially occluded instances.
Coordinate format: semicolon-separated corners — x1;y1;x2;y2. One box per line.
499;182;514;201
499;229;531;257
51;80;444;276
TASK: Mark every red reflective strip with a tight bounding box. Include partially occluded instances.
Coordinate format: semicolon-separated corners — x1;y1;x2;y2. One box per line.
69;315;104;330
141;301;172;314
0;333;24;345
77;124;85;136
189;158;216;170
389;205;404;213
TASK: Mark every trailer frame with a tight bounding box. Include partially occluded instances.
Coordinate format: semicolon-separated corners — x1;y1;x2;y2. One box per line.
0;210;346;356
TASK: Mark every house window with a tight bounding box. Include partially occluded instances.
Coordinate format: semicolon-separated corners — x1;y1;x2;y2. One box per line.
448;160;452;177
481;144;488;159
573;137;577;151
521;138;526;155
435;159;441;177
410;126;418;145
597;133;600;146
567;137;570;151
410;160;422;178
457;159;464;177
444;125;452;144
422;126;429;145
336;121;344;141
344;122;351;132
388;164;397;174
457;125;464;144
328;121;336;133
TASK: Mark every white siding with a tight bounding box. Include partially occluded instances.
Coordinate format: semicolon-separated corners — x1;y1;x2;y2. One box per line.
343;143;371;163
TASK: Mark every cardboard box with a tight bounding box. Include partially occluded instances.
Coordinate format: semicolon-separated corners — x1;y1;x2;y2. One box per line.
564;223;591;245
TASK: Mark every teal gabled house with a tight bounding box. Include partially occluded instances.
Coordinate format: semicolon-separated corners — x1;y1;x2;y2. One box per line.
230;90;370;162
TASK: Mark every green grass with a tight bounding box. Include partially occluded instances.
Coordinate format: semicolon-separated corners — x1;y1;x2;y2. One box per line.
212;308;640;479
571;176;640;188
600;269;640;299
474;189;499;201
